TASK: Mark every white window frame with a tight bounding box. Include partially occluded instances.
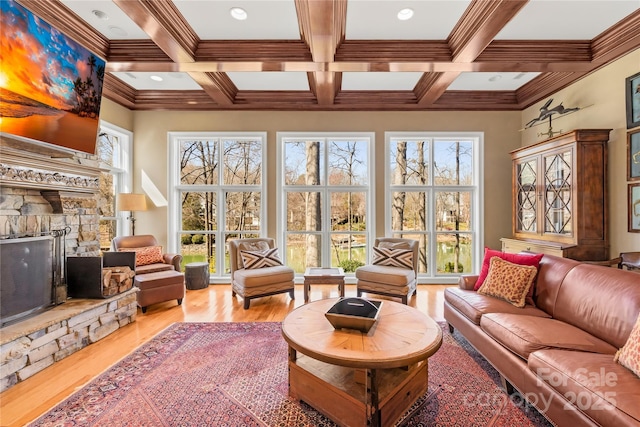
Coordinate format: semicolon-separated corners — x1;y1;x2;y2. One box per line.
277;132;375;279
98;121;133;238
385;132;484;284
168;132;267;280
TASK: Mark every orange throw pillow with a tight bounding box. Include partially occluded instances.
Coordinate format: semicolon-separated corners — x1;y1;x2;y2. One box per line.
119;246;164;266
614;313;640;378
477;256;537;308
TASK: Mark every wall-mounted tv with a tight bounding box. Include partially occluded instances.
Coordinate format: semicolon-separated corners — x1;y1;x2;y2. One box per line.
0;0;106;155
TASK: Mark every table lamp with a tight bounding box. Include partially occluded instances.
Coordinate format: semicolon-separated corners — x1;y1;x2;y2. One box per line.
117;193;147;235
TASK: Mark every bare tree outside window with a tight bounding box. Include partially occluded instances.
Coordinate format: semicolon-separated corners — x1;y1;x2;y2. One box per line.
178;137;263;274
283;136;370;273
389;135;476;277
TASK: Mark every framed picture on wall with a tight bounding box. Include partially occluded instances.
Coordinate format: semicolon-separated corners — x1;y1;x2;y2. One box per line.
628;129;640;181
626;71;640;129
629;183;640;233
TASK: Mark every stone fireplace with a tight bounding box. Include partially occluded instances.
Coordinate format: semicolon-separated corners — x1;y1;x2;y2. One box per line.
0;138;137;392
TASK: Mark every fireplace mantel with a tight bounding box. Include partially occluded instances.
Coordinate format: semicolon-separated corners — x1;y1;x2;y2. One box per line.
0;138;103;193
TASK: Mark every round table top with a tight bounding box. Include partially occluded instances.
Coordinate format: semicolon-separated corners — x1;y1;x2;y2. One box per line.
281;298;443;369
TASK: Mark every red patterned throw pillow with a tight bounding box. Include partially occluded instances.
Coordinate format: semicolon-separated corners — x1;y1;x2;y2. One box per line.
240;248;283;269
118;246;164;267
614;313;640;378
477;257;538;308
372;246;413;270
474;248;543;291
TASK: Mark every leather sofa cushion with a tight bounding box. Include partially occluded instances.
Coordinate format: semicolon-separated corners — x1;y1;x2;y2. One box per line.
136;263;174;274
355;265;415;286
134;270;184;290
481;313;617;360
553;263;640;349
444;288;550;325
529;349;640;427
234;266;294;289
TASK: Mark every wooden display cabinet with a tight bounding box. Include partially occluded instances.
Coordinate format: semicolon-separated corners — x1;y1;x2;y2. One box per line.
504;129;610;261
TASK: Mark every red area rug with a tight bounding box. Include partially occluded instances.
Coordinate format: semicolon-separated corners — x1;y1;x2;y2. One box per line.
30;322;552;426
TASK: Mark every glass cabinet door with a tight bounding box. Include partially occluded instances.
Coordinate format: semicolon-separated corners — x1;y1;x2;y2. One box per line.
543;150;572;235
516;158;538;233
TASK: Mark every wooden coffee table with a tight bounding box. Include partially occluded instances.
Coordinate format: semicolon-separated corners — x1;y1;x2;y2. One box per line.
281;298;442;427
303;267;345;303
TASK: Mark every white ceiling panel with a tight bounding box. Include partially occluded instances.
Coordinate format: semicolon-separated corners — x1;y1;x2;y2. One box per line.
342;72;423;90
448;72;541;91
346;0;471;39
61;0;150;39
226;72;310;90
111;72;202;90
174;0;301;40
496;0;640;40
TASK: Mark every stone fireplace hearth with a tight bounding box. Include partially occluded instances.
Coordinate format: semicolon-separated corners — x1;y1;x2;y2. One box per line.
0;138;137;392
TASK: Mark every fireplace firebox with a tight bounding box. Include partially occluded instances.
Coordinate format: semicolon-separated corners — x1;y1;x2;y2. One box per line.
0;229;67;327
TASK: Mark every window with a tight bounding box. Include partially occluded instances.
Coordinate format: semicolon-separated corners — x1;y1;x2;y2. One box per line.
96;122;132;249
386;132;483;282
168;132;266;277
278;132;374;274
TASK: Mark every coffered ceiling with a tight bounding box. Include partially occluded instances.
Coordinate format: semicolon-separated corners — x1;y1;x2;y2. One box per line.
18;0;640;111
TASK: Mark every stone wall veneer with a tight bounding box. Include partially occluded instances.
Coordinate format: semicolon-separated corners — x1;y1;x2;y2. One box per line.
0;289;137;392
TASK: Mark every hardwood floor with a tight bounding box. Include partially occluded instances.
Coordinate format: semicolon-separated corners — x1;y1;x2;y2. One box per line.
0;283;451;427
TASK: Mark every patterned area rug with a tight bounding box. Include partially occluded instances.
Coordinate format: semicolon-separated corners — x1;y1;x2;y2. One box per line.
30;322;552;427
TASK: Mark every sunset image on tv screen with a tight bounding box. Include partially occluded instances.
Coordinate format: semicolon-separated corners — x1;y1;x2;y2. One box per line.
0;0;106;154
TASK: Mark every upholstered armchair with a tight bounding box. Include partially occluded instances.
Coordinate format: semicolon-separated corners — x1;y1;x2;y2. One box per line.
112;235;182;273
228;237;295;309
111;235;184;313
355;237;419;304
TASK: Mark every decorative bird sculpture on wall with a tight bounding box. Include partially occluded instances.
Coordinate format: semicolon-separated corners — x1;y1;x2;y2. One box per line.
525;98;581;138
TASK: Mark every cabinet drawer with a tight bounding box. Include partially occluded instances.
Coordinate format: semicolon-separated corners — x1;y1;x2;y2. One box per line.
500;238;566;257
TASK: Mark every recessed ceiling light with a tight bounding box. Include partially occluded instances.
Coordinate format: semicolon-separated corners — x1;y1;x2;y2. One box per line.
230;7;247;21
488;74;502;82
187;101;198;105
91;9;109;20
108;26;128;37
397;8;414;21
150;75;163;82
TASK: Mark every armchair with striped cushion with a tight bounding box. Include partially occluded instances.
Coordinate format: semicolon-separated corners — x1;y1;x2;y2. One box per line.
228;237;295;309
355;237;419;304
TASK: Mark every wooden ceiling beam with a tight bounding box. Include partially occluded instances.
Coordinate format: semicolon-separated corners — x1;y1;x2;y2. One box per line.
106;60;595;74
102;74;137;109
591;9;640;64
448;0;529;63
516;72;586;109
113;0;197;63
113;0;234;105
295;0;347;105
188;72;237;106
415;72;462;106
417;0;528;106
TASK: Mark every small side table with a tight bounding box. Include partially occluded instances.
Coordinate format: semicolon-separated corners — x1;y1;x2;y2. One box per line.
303;267;345;303
185;262;210;290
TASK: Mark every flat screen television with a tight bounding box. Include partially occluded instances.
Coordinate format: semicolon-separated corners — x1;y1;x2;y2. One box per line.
0;0;106;155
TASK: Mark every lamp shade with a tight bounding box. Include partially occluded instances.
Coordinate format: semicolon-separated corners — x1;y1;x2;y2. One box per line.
117;193;147;212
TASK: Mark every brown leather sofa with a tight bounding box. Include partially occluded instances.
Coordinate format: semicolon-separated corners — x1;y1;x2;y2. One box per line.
112;235;184;313
444;254;640;427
